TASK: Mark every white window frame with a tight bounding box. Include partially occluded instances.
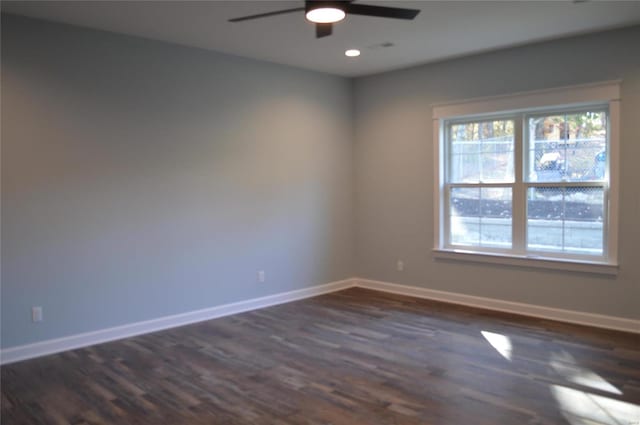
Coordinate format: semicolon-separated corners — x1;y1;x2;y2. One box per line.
432;81;620;275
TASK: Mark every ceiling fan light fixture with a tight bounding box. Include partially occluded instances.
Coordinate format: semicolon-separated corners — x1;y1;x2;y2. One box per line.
305;1;346;23
305;7;345;23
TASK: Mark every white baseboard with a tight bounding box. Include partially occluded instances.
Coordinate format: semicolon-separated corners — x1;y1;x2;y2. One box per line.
0;278;356;365
3;277;637;365
354;278;640;334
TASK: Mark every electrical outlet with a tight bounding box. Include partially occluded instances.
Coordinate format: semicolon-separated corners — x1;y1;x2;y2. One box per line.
397;260;404;272
257;270;266;283
32;306;43;323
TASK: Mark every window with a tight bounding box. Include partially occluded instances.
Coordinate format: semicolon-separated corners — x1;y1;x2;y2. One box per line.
433;82;619;273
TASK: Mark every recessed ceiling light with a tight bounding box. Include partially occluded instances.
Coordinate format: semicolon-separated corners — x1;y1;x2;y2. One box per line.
345;49;361;57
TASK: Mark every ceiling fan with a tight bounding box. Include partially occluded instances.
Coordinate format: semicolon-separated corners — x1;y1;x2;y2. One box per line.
229;1;421;38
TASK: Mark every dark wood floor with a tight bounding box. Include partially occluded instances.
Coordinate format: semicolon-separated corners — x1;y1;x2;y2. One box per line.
2;288;639;425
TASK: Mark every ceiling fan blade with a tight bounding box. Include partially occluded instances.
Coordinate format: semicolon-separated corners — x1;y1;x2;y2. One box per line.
345;3;420;20
228;7;305;22
316;23;333;38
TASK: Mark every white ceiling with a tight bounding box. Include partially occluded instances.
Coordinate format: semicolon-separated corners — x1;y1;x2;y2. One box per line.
3;1;640;77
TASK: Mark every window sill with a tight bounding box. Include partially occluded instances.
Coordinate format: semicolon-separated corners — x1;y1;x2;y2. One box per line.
432;249;618;275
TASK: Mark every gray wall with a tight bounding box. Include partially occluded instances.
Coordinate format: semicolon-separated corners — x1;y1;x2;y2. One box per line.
3;15;639;351
1;15;354;348
354;26;640;320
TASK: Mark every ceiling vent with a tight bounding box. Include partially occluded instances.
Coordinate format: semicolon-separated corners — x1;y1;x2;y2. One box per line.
367;42;395;50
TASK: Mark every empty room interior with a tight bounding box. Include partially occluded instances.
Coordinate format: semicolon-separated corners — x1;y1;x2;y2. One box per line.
2;1;640;424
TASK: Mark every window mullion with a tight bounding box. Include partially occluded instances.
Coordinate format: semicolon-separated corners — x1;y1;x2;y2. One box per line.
512;115;526;254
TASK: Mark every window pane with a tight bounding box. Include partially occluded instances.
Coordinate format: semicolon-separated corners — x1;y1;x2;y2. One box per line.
527;187;604;255
526;111;607;182
450;187;512;248
449;120;514;183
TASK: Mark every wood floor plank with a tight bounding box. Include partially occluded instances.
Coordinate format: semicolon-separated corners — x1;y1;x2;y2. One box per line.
2;287;639;424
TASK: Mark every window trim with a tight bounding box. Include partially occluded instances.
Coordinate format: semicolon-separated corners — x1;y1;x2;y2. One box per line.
433;81;620;273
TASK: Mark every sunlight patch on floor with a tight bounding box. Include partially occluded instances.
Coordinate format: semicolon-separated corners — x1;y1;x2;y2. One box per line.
550;351;623;396
551;385;640;425
481;330;512;361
